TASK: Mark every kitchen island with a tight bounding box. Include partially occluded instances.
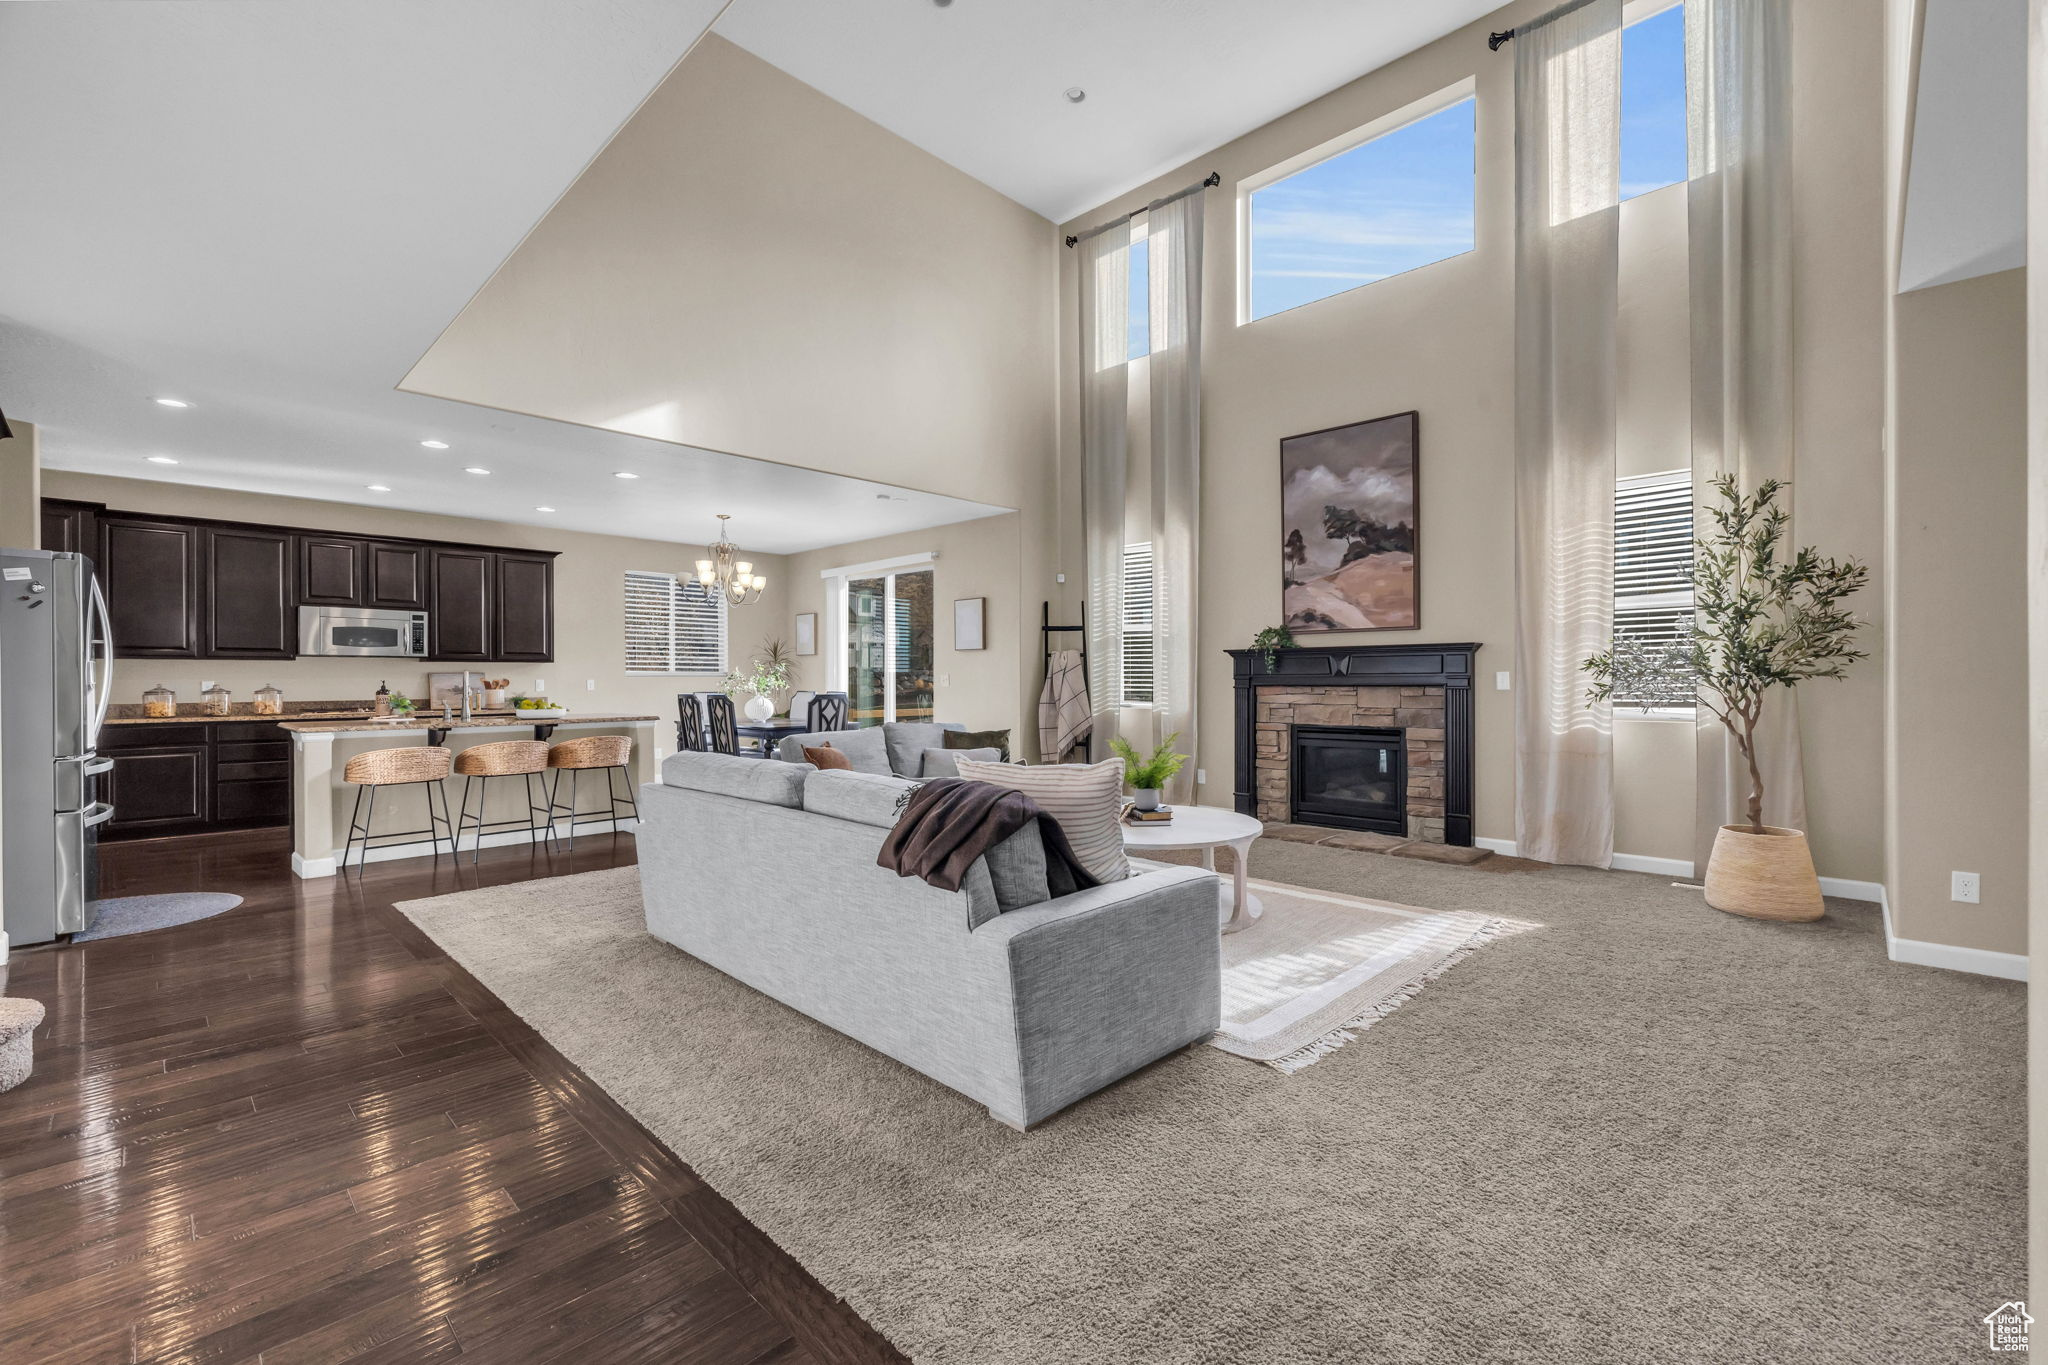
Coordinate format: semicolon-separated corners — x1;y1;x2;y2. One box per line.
281;713;662;877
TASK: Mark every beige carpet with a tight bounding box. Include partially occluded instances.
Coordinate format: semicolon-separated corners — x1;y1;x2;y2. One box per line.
397;843;2024;1365
1215;880;1513;1070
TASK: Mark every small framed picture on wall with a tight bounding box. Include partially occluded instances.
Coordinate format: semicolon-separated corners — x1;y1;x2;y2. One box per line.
795;612;818;656
954;597;986;651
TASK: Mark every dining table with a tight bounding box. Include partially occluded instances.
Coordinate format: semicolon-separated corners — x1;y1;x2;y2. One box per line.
733;717;812;758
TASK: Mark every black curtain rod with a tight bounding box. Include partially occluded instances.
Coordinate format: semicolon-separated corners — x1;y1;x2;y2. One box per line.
1064;171;1220;248
1489;0;1606;50
1489;28;1516;49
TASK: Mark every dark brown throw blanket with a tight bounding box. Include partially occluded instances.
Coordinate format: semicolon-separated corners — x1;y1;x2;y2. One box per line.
877;778;1100;898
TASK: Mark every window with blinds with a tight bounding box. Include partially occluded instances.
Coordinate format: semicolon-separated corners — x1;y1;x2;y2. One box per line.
1612;470;1696;710
624;571;727;676
1121;542;1156;705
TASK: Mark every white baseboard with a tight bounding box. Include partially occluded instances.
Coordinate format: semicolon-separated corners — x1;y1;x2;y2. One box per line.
1888;936;2029;981
293;817;640;879
1474;838;2020;982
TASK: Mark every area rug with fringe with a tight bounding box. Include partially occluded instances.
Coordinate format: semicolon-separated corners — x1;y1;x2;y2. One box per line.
1214;881;1505;1071
394;854;2022;1365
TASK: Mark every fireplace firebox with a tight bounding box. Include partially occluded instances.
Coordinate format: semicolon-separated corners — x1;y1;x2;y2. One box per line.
1291;726;1407;835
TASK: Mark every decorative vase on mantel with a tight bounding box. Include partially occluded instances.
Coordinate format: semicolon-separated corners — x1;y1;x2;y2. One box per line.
743;692;775;724
1703;825;1825;922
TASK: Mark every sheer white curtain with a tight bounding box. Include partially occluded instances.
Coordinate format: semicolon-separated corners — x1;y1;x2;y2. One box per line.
1513;0;1621;868
1146;191;1203;802
1078;224;1129;761
1687;0;1801;863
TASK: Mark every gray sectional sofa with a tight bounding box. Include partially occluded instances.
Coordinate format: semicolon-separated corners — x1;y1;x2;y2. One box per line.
770;719;992;777
636;750;1223;1129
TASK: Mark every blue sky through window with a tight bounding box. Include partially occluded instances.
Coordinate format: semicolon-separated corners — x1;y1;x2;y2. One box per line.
1622;3;1688;199
1247;96;1475;321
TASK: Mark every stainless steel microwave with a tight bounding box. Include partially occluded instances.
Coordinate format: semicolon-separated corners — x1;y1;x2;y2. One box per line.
298;605;428;657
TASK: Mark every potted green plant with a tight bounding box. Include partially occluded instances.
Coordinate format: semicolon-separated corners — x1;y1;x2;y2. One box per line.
1252;625;1296;673
1109;731;1190;812
1584;475;1868;922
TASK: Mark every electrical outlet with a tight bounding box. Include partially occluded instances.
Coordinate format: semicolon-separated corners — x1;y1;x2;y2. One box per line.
1056;572;1066;584
534;678;546;692
1495;671;1512;691
200;679;215;691
584;679;595;691
939;673;951;686
1951;871;1980;904
1196;769;1206;785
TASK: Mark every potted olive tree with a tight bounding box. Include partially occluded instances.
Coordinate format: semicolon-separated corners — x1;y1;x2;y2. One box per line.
1585;476;1868;922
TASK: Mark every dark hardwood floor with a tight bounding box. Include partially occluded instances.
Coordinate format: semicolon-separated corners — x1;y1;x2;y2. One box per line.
1;828;905;1365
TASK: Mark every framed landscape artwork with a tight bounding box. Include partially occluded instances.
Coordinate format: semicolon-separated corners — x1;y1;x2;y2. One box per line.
1280;411;1420;632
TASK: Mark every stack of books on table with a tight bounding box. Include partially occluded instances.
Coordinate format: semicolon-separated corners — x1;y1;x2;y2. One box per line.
1123;803;1174;825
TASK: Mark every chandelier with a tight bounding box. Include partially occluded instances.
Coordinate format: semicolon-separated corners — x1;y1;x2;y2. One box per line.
694;514;766;606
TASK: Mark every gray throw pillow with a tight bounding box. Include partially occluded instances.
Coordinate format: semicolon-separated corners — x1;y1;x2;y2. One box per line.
919;746;1001;777
983;824;1052;913
802;724;891;775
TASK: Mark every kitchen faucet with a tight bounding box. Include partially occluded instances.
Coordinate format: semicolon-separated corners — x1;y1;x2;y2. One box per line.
461;670;475;722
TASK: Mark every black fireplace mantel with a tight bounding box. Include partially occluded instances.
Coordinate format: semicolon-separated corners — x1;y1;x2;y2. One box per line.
1226;642;1481;846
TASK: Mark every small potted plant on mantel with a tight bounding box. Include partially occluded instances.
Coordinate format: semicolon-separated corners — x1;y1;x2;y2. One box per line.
1584;476;1868;922
1110;732;1190;813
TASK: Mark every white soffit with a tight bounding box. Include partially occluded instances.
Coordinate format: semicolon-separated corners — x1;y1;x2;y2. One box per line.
0;0;1008;550
714;0;1505;223
1897;0;2026;293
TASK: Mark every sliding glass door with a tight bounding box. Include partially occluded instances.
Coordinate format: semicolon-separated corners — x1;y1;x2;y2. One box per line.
842;567;933;725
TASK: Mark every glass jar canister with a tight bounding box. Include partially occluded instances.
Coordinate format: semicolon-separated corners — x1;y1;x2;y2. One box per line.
253;684;285;716
201;684;231;716
143;683;176;718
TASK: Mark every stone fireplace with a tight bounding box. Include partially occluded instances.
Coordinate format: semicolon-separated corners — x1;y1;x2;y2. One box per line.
1228;642;1479;847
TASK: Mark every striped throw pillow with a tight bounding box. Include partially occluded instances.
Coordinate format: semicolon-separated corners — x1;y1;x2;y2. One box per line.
955;757;1130;884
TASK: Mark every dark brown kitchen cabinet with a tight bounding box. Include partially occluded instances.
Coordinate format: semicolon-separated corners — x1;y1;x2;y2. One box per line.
493;553;554;661
100;721;290;839
298;535;365;605
367;541;427;610
40;499;99;556
100;726;211;837
428;547;493;661
99;516;201;658
205;527;295;658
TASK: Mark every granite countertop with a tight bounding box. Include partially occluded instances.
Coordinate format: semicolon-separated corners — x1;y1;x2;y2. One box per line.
275;713;659;734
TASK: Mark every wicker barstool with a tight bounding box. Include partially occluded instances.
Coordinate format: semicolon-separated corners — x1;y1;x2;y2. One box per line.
341;745;455;870
544;735;640;847
451;740;553;863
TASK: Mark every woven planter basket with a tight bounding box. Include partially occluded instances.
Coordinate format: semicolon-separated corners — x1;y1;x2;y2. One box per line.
1703;824;1825;922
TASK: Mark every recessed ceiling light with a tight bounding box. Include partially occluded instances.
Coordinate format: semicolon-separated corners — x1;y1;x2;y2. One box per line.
464;467;491;475
420;440;449;450
535;505;556;513
146;455;180;465
613;471;639;479
366;484;391;492
1064;88;1087;104
153;397;191;408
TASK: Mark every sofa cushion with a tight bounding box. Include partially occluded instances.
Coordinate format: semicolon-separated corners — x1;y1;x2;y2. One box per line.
943;727;1013;763
985;824;1052;912
802;768;921;827
775;724;891;775
660;750;808;807
882;722;965;777
919;746;1001;777
955;757;1131;884
803;743;854;771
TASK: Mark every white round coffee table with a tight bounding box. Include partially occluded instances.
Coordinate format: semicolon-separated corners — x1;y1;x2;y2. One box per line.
1121;805;1265;933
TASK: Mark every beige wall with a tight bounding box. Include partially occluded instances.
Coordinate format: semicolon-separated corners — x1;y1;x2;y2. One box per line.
1886;267;2028;954
44;471;792;730
397;30;1055;760
1053;0;1888;879
0;418;39;549
779;513;1026;742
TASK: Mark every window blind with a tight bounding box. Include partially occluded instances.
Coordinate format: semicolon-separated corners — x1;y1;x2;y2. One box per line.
1121;542;1156;705
1612;470;1695;710
624;571;727;676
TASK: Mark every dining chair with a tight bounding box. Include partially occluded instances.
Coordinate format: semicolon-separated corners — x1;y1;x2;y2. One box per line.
676;693;706;752
805;691;850;733
785;690;815;724
703;692;740;755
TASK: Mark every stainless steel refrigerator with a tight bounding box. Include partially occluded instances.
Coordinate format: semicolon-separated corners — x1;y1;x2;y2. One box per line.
1;549;113;946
